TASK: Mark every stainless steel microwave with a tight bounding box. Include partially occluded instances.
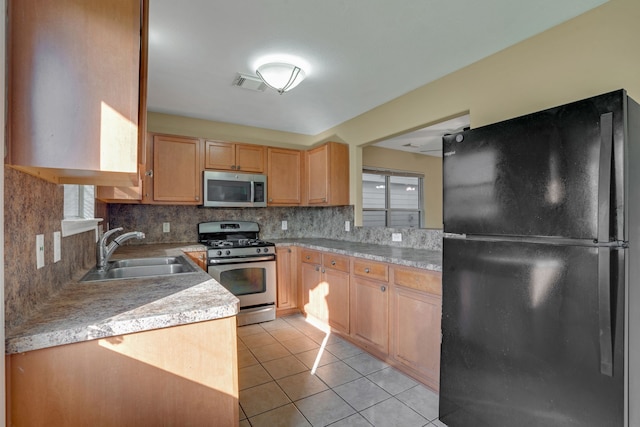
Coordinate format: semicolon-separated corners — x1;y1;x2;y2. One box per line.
203;171;267;207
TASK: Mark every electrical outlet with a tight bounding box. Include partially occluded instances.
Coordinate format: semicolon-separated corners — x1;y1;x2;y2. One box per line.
281;220;288;230
36;234;45;269
392;233;402;242
345;221;350;232
163;222;170;233
53;231;61;263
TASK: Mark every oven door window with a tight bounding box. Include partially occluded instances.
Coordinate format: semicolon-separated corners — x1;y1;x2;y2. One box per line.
219;267;266;295
208;180;251;203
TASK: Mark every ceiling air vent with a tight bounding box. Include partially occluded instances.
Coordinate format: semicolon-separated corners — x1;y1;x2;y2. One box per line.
232;73;267;92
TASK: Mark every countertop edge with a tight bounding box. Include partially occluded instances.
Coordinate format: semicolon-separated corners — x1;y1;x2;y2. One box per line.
271;238;443;272
6;244;238;355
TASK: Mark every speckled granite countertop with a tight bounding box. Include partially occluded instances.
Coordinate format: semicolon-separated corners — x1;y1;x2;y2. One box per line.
5;244;238;355
270;238;442;272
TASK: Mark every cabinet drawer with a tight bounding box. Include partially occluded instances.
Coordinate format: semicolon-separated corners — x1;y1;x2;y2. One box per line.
300;249;321;264
352;259;389;282
393;267;442;296
322;253;350;272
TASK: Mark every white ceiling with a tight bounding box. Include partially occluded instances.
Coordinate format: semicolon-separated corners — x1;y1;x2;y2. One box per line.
147;0;607;140
372;114;470;157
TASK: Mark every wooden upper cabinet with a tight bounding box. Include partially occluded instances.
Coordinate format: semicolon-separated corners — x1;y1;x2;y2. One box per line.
267;147;303;205
306;142;350;206
205;141;265;173
7;0;147;186
151;135;202;204
96;177;143;203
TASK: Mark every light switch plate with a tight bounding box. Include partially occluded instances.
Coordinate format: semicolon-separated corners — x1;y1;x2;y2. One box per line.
392;233;402;242
53;231;61;263
281;220;288;230
36;234;45;269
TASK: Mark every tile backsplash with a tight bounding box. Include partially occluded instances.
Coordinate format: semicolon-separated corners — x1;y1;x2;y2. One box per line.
4;168;96;332
4;167;441;334
107;204;443;251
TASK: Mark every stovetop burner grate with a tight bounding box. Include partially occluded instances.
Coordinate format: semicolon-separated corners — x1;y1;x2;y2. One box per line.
198;221;275;258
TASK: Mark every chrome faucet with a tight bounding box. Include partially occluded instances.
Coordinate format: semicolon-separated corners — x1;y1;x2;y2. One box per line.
96;227;146;271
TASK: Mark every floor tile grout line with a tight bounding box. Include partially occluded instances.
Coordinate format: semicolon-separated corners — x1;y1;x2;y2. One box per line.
240;315;441;426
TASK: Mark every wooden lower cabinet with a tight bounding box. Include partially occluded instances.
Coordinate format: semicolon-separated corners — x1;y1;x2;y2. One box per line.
276;246;298;316
350;275;389;355
296;248;442;392
185;250;207;270
7;317;239;426
323;267;350;334
301;257;325;323
390;267;442;391
300;250;350;334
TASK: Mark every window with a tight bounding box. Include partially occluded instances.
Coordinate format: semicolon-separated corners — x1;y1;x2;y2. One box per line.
62;185;101;236
362;169;423;227
64;185;95;219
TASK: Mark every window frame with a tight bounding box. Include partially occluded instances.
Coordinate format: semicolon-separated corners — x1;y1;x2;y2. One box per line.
362;168;424;228
61;184;102;237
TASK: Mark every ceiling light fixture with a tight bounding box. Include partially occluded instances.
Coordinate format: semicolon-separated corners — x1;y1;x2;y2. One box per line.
256;62;306;94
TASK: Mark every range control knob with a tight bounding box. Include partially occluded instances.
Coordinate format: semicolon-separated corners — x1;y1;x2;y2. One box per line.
256;248;261;253
216;250;222;256
225;250;231;256
263;247;269;253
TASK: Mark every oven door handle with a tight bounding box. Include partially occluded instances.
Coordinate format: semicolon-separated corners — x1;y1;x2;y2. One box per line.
208;255;276;265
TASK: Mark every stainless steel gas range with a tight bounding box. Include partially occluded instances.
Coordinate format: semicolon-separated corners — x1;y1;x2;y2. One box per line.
198;221;276;326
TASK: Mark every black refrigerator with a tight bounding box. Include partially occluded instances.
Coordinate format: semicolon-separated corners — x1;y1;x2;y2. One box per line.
439;89;640;427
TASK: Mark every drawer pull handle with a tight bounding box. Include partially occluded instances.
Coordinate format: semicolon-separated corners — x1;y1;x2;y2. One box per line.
364;268;370;273
380;286;386;292
306;255;311;260
315;266;320;272
331;260;336;266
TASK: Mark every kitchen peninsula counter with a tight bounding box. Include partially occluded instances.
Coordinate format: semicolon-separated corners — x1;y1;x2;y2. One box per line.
270;238;442;272
5;243;236;354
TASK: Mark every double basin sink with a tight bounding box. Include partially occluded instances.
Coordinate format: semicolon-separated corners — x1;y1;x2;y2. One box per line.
81;255;197;282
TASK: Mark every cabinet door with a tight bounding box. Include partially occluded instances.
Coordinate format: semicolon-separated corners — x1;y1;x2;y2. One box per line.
350;276;389;354
306;142;349;206
204;141;235;170
276;247;297;312
307;144;329;204
236;144;265;173
324;267;350;334
390;284;441;391
153;135;202;203
301;261;325;323
267;148;302;205
8;0;144;186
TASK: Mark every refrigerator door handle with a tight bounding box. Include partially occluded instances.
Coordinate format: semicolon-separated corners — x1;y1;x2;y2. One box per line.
598;247;614;376
597;112;613;243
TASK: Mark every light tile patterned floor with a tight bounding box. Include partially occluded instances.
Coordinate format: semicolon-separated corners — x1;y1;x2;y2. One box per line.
238;314;447;427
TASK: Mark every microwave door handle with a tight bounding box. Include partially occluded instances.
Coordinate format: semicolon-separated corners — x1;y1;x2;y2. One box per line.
250;181;255;203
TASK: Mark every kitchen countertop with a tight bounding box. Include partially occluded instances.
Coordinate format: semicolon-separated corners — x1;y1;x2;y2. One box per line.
270;238;442;272
5;244;238;355
6;239;441;355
